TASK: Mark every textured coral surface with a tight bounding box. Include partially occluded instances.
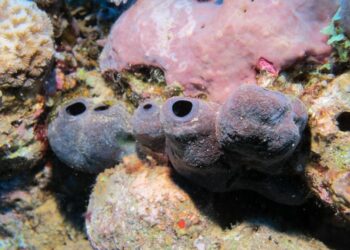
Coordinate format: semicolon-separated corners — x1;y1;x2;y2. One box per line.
0;0;54;89
100;0;337;102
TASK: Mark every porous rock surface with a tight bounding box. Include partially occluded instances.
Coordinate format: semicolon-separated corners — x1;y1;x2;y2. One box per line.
306;73;350;222
0;103;47;178
0;0;54;177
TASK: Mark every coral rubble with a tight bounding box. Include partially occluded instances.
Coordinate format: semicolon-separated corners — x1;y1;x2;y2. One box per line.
1;0;350;248
100;0;337;102
48;98;134;173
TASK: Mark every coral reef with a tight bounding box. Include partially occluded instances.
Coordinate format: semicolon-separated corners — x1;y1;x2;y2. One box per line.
86;156;335;250
306;73;350;221
0;0;54;90
1;0;349;248
100;0;337;102
48;98;134;173
0;0;54;178
0;75;47;177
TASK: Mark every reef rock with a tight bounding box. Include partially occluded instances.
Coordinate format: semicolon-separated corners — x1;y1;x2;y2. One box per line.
306;73;350;221
0;0;54;90
100;0;337;102
0;103;47;178
86;156;329;250
48;98;134;173
0;0;53;178
0;161;92;249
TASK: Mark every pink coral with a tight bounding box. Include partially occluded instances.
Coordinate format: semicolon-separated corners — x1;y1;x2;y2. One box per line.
100;0;337;102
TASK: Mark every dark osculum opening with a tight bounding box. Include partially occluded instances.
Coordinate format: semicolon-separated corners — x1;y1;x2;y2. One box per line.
139;101;158;114
94;105;110;111
143;103;153;110
66;102;87;116
172;100;193;118
337;111;350;132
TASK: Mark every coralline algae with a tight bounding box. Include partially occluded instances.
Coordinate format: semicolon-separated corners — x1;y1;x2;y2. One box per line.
48;98;134;173
100;0;337;102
